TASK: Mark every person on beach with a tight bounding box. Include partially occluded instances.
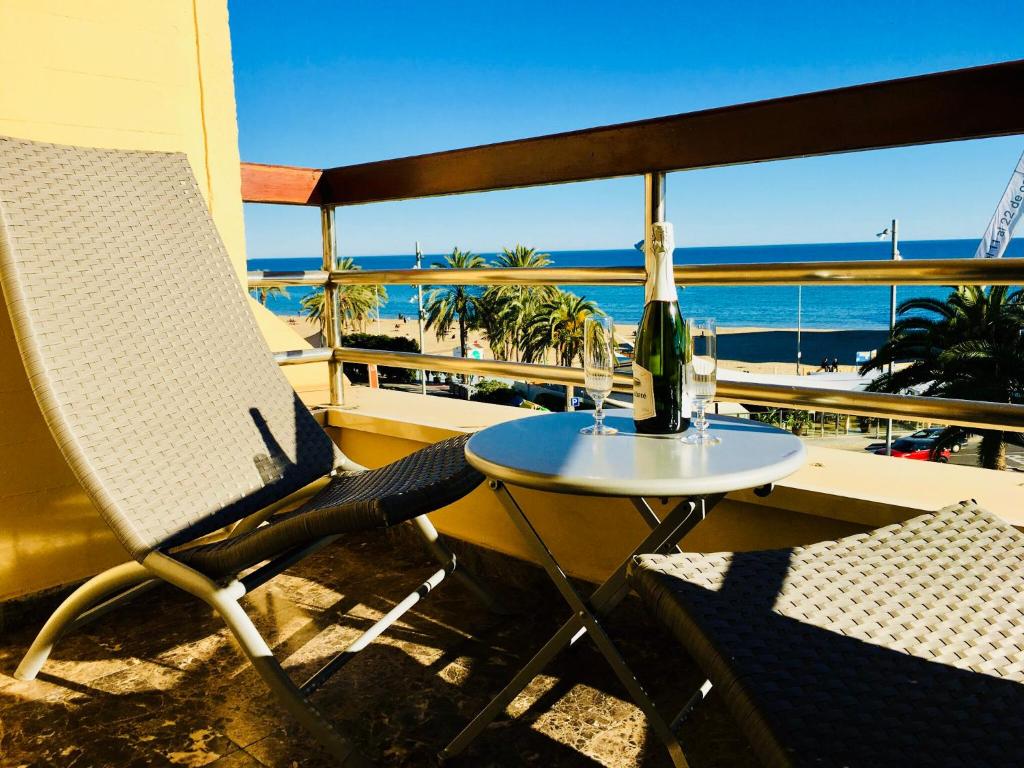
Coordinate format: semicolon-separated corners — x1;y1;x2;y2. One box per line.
820;356;828;371
831;356;839;372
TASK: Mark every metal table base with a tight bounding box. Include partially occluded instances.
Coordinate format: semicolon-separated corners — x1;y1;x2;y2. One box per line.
442;480;724;767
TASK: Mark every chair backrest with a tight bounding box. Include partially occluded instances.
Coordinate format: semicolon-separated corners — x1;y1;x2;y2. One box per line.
0;137;339;560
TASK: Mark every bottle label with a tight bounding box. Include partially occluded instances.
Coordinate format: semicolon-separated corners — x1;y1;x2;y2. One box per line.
633;363;655;421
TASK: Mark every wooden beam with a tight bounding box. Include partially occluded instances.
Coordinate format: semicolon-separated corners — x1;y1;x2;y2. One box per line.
308;59;1024;206
240;162;322;205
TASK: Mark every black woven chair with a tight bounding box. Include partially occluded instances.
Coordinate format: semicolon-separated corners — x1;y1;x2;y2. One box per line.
1;136;494;766
628;500;1024;767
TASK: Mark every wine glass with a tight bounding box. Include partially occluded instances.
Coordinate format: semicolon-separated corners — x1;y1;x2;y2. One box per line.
580;315;618;435
684;318;720;445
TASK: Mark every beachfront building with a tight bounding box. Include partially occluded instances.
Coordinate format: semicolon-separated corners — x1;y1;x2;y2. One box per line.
1;3;1023;766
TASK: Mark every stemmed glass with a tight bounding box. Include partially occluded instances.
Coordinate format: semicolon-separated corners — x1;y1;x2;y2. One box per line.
580;315;618;435
684;318;720;445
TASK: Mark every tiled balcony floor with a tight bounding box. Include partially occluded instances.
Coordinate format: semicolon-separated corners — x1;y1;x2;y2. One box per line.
0;533;755;767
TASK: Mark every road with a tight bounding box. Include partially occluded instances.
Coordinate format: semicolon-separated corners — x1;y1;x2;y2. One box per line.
949;437;1024;471
807;431;1024;472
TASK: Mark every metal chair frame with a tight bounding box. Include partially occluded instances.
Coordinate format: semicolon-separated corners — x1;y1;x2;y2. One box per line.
16;503;496;766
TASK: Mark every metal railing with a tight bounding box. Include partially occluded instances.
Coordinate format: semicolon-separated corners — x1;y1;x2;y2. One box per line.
248;258;1024;289
244;60;1024;432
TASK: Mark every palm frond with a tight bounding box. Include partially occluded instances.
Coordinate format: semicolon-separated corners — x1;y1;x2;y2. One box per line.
866;283;1024;469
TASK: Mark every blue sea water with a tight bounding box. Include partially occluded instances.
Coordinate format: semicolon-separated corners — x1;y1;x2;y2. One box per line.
249;239;1023;330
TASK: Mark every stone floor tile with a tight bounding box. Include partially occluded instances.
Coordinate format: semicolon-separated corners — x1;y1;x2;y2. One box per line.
0;532;752;767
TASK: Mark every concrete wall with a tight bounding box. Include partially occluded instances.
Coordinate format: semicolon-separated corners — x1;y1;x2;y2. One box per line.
336;425;870;585
328;388;1023;585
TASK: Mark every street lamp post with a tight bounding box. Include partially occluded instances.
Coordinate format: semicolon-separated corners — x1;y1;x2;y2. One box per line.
375;285;382;335
415;241;427;396
877;219;901;456
796;285;803;375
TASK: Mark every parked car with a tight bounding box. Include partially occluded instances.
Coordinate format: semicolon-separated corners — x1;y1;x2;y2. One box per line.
908;427;967;452
865;427;967;454
874;436;951;462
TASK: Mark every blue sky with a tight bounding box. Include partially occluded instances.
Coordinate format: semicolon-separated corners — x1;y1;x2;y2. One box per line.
229;1;1023;259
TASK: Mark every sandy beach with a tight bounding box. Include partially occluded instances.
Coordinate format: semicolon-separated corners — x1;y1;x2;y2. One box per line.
281;314;882;376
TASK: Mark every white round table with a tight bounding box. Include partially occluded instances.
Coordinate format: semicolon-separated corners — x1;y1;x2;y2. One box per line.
465;411;806;497
445;410;807;763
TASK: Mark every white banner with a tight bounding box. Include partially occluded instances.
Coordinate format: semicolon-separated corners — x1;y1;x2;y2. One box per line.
975;150;1024;258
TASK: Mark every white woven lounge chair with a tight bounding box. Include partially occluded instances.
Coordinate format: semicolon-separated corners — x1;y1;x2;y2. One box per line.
0;136;496;765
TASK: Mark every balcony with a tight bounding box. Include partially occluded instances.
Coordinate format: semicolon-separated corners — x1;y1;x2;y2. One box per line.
244;60;1024;576
2;8;1023;765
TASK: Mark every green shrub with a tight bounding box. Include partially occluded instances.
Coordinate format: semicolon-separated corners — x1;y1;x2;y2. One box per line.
473;379;509;395
341;333;420;384
533;391;567;412
471;383;520;406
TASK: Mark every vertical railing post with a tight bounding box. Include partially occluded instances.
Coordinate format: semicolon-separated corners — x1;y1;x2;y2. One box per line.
643;172;666;302
415;241;427;396
320;206;346;407
885;218;900;455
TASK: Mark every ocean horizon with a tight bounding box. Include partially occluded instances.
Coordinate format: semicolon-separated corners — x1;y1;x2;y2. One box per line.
249;238;1024;331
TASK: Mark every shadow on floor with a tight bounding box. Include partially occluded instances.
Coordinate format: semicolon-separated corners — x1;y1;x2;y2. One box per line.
0;532;756;767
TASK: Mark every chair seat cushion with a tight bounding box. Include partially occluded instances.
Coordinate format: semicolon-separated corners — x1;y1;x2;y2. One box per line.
628;501;1024;768
175;435;483;578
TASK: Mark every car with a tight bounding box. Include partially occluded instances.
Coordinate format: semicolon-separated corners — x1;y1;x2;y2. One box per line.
907;427;966;452
865;427;967;454
874;436;951;462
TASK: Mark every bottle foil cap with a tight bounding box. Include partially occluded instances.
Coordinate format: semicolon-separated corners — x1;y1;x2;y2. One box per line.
651;222;674;255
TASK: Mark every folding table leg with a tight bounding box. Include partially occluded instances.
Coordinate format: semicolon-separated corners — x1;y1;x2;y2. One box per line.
495;485;689;767
442;484;712;762
630;498;684;554
440;614;582;760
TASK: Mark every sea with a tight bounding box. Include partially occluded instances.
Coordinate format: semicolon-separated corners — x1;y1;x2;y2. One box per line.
249;239;1023;331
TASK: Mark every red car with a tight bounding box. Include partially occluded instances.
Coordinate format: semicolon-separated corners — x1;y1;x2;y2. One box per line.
874;436;950;462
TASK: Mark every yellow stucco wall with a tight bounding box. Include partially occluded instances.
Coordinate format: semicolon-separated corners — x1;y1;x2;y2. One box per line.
0;0;323;601
0;0;246;266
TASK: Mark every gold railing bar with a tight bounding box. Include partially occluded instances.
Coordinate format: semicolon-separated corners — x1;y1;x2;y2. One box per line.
717;381;1024;431
273;347;334;365
248;259;1024;289
675;258;1024;286
264;258;1024;289
333;346;633;392
328;266;646;287
247;270;330;288
315;346;1024;431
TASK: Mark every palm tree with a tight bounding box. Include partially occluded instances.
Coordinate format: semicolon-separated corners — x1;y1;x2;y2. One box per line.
482;245;558;361
521;290;603;367
300;257;387;334
860;285;1024;470
423;247;487;358
252;285;288;306
475;289;518;361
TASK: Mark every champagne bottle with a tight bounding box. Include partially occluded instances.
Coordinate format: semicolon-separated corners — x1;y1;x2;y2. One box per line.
633;222;691;434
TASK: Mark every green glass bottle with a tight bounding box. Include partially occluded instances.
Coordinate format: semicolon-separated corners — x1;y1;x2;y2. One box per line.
633;222;691;434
